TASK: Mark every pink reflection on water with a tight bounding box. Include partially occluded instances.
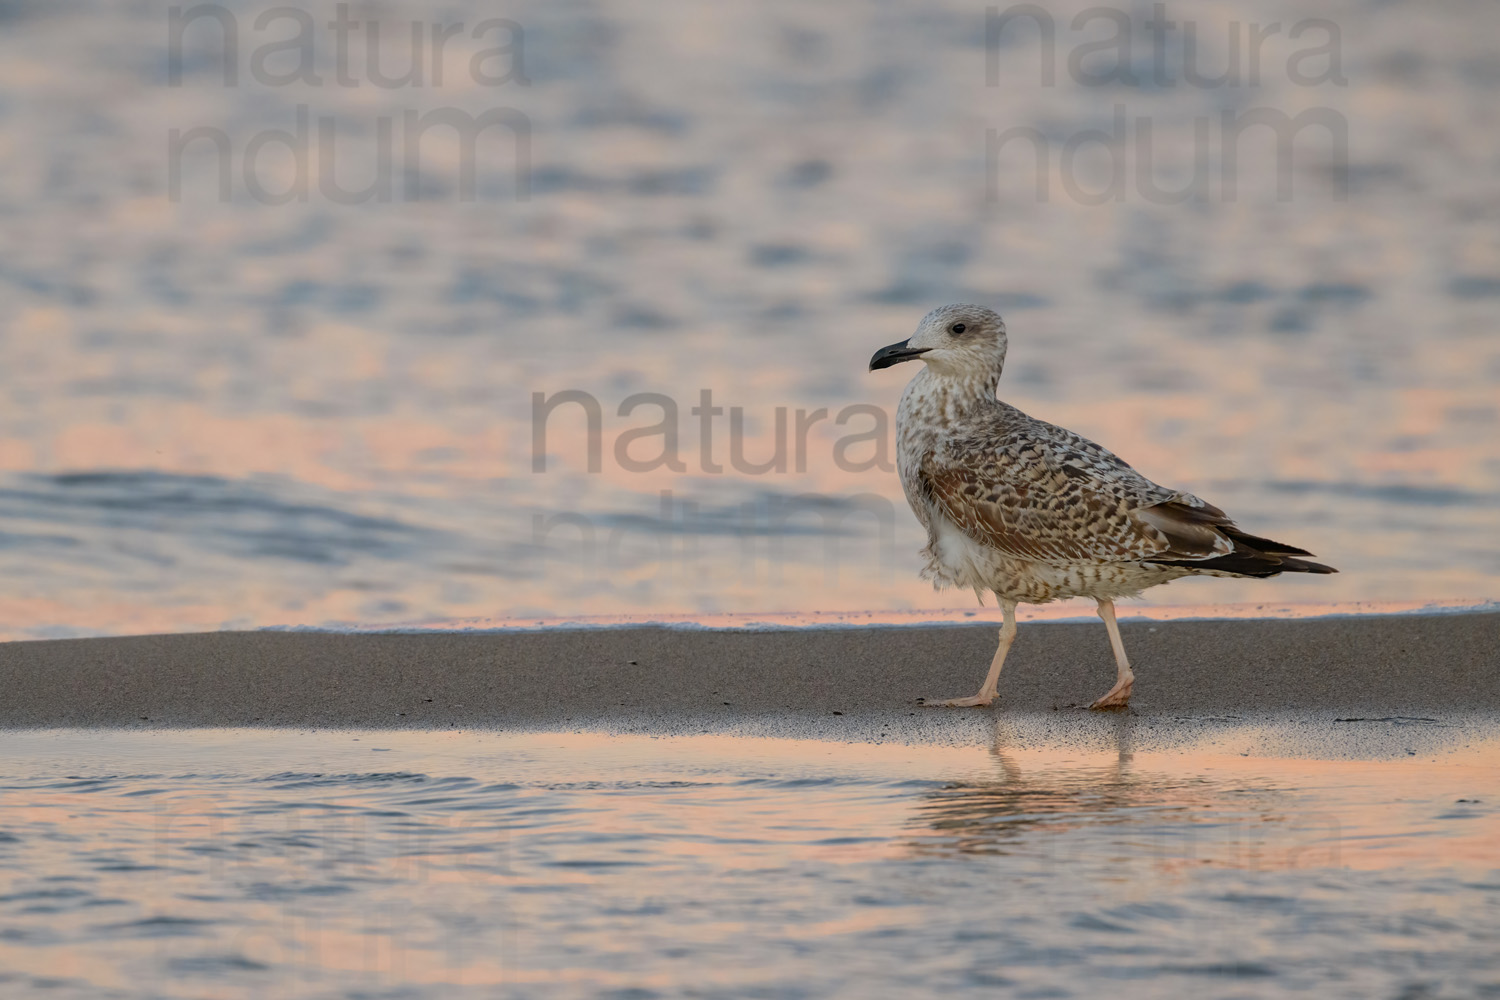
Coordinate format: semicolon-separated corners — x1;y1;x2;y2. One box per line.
904;735;1500;874
2;725;1496;994
3;372;1496;640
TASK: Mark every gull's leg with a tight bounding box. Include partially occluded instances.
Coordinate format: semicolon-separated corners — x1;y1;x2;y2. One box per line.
921;600;1018;708
1089;598;1135;709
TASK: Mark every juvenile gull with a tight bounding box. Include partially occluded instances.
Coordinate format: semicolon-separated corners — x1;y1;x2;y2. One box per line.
869;304;1335;709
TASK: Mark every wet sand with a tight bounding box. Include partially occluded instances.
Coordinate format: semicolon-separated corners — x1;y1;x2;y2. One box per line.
0;612;1495;729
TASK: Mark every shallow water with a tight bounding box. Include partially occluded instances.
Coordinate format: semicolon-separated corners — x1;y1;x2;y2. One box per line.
1;0;1498;638
1;723;1497;998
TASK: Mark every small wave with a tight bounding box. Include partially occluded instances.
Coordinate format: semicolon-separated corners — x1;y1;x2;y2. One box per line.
256;771;430;788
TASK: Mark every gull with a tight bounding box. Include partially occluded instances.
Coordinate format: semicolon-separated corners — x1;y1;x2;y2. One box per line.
869;304;1335;709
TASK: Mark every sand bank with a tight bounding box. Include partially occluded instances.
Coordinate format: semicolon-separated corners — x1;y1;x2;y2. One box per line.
0;611;1495;729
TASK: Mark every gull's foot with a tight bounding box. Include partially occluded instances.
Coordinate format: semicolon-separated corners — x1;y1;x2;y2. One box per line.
1088;679;1133;710
917;693;995;708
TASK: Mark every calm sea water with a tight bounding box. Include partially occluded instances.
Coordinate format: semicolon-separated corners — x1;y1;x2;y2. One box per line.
1;0;1498;638
0;723;1497;998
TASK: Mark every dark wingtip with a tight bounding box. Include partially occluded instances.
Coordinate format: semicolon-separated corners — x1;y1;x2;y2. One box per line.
1147;551;1337;577
1219;526;1316;557
1280;557;1338;574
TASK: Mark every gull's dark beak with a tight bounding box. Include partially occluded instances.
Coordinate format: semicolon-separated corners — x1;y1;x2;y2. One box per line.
868;339;930;371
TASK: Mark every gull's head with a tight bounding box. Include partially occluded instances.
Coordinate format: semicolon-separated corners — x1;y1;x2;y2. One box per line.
868;304;1007;378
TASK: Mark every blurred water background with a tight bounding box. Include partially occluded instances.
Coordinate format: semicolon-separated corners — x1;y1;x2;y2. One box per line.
1;0;1497;639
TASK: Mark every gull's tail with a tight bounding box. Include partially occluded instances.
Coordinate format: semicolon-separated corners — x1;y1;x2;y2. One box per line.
1147;525;1337;578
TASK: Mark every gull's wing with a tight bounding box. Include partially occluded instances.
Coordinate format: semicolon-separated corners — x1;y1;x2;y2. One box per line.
917;416;1234;565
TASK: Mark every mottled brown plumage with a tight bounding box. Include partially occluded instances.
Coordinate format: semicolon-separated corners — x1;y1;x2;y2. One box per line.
869;304;1335;709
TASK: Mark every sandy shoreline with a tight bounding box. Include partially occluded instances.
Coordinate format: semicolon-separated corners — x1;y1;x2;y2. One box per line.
0;611;1494;729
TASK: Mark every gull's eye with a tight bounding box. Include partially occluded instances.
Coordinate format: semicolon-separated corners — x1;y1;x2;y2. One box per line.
949;323;966;335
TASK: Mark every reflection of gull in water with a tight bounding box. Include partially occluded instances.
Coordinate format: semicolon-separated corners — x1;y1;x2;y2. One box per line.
870;304;1336;709
906;721;1342;873
908;720;1146;858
